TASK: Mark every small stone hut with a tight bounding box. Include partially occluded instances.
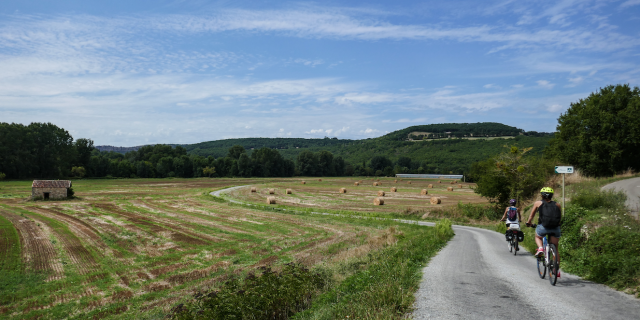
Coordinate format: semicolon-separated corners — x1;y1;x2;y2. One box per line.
32;180;72;200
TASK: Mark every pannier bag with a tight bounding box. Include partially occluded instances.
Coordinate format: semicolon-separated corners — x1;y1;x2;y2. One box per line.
517;231;525;242
505;231;514;241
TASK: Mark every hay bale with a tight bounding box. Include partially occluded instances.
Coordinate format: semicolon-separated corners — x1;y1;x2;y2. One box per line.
430;197;441;204
391;187;397;192
268;188;275;194
250;187;257;193
394;179;397;183
447;187;453;191
428;184;433;188
458;184;463;188
421;189;428;195
438;180;441;184
373;182;381;186
339;188;347;193
318;179;322;182
266;196;276;204
354;182;360;186
301;181;306;184
378;190;385;196
450;181;455;184
407;181;411;184
286;189;292;194
374;197;384;205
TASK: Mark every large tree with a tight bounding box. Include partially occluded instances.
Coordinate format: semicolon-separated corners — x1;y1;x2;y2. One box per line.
548;84;640;176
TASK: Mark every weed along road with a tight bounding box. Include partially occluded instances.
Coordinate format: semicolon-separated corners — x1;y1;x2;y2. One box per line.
602;177;640;219
411;224;640;320
214;185;640;319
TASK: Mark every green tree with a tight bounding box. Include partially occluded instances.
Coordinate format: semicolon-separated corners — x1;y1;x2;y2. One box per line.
227;145;246;160
71;166;86;178
317;151;335;176
202;166;216;178
297;150;317;176
74;138;94;168
237;153;252;177
470;145;551;207
0;172;5;180
547;84;640;176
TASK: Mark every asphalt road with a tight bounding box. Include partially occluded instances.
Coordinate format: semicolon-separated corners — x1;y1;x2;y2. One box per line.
602;176;640;219
211;185;640;319
411;224;640;319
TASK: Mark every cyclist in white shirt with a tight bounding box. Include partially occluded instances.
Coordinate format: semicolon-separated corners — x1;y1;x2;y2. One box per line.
500;199;522;249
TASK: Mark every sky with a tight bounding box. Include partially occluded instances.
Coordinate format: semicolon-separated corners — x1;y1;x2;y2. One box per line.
1;0;639;146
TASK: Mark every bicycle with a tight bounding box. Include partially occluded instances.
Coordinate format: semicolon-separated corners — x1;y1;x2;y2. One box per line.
528;224;559;286
504;222;520;255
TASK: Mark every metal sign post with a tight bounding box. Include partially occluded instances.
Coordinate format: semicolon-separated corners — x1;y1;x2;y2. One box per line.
555;166;574;215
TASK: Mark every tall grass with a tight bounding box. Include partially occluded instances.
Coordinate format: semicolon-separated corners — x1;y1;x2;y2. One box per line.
519;184;640;296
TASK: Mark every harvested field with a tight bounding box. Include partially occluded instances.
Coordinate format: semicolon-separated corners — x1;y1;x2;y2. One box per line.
0;178;398;319
232;177;481;214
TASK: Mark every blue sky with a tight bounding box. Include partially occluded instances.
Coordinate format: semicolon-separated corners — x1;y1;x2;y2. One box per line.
1;0;639;146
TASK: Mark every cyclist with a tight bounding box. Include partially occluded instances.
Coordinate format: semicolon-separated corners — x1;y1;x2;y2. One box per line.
500;199;522;249
526;187;562;277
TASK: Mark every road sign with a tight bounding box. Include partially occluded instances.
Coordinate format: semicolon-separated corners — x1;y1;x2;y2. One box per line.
555;166;574;174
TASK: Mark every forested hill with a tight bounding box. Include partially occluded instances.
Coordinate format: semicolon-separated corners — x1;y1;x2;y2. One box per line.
185;137;354;158
381;122;525;140
183;122;553;174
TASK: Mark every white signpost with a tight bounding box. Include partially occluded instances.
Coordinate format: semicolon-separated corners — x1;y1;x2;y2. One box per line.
555;166;574;214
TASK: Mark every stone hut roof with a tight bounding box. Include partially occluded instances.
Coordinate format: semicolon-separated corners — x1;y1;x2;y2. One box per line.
32;180;72;188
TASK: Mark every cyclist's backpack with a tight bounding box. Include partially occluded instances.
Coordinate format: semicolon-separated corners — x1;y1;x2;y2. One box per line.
507;207;518;221
538;200;562;228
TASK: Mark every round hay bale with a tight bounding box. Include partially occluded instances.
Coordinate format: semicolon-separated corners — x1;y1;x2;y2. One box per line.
421;189;428;195
458;184;463;188
318;179;322;182
447;187;454;191
286;189;292;194
378;190;385;196
374;197;384;205
266;196;276;204
373;182;381;186
301;181;306;184
438;180;441;184
430;197;441;204
450;181;455;184
339;188;347;193
391;187;397;192
407;181;412;184
394;179;398;183
428;184;433;188
250;187;257;193
354;182;360;186
268;188;275;194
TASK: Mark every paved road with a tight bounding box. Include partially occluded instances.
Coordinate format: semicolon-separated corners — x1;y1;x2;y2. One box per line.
211;185;640;319
602;176;640;219
412;224;640;319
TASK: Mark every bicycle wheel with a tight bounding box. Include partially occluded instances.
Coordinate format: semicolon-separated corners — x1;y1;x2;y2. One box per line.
509;239;513;252
514;240;518;256
537;252;546;279
548;244;558;286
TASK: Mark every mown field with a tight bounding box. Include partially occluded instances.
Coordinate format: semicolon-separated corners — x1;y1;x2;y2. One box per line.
230;177;481;215
0;177;468;319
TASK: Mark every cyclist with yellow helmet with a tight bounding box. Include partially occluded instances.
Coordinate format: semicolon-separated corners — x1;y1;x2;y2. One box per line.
526;187;563;277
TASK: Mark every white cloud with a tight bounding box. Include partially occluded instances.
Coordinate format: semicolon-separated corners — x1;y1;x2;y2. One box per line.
536;80;555;89
483;84;501;89
621;0;640;8
547;104;565;112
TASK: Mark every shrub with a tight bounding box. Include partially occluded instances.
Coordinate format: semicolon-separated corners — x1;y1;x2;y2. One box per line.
571;188;627;210
0;172;5;180
435;219;454;239
172;263;327;320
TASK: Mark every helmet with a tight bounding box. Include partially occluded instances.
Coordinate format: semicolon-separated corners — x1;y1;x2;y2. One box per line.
509;199;517;206
540;187;554;199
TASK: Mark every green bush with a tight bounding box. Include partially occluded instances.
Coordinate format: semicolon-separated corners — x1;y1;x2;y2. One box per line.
571;188;627;210
435;219;454;239
457;202;501;220
172;263;327;320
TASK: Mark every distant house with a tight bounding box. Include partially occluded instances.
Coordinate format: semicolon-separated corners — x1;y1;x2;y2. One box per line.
31;180;72;200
